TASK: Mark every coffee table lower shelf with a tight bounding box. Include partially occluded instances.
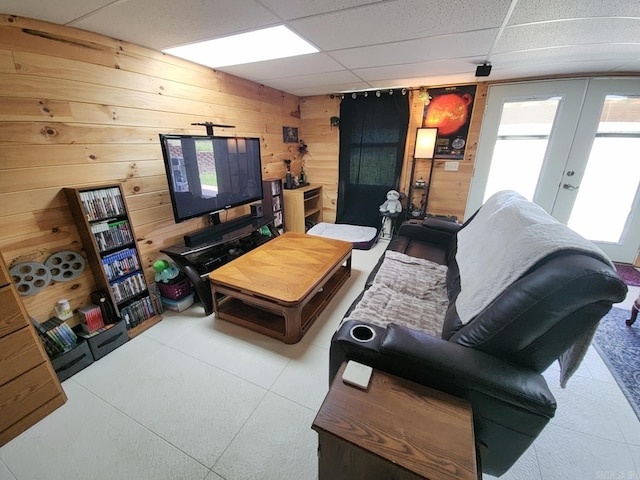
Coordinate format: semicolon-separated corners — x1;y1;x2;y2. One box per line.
213;264;351;343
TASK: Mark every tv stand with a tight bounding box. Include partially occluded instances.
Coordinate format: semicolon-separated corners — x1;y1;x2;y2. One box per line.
161;216;278;315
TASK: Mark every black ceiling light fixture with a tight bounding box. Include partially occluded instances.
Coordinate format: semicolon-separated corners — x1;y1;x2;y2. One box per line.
475;62;492;77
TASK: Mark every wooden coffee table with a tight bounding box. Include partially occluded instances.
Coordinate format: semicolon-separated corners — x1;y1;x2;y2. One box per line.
208;232;352;343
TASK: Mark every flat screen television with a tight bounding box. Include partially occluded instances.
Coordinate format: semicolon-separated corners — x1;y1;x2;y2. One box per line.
159;134;264;223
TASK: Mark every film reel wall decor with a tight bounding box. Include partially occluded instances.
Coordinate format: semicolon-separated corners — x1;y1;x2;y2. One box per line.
10;261;51;296
45;250;85;282
10;250;86;296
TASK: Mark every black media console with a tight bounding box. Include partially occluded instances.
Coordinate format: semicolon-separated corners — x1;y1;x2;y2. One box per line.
160;215;278;315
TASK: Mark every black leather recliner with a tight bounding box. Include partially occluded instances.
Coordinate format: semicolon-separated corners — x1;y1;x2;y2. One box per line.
330;197;628;477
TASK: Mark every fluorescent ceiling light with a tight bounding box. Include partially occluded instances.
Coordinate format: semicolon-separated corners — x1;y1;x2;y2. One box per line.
163;25;318;68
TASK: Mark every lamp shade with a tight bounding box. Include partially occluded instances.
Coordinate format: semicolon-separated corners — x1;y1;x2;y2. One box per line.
414;127;438;158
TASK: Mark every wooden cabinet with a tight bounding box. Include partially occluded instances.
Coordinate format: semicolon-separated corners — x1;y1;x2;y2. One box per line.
64;184;162;338
262;179;285;232
0;253;66;447
312;363;478;480
282;184;322;233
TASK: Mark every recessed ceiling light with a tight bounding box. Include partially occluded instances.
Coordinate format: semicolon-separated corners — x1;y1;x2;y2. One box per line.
163;25;318;68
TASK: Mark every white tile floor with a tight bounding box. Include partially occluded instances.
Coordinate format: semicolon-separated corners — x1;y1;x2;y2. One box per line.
1;241;639;480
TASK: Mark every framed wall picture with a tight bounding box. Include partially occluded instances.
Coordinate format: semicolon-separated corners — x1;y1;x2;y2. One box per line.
422;85;477;160
283;126;299;143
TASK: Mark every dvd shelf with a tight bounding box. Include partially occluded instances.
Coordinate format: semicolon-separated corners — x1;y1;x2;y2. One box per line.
262;179;285;232
92;220;134;252
102;248;141;281
64;184;162;338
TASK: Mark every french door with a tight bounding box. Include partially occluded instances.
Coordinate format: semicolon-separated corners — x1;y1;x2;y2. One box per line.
467;78;640;263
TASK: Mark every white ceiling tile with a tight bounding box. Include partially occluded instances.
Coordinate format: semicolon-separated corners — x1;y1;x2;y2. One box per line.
71;0;280;50
509;0;640;25
489;60;636;82
219;53;345;81
366;72;476;89
491;44;640;69
355;57;483;82
288;81;372;96
258;0;381;21
495;19;640;54
0;0;114;24
330;29;497;69
289;0;512;50
262;70;363;90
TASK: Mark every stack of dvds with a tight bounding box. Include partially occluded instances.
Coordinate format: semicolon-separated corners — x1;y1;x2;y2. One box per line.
31;317;78;357
79;187;126;221
78;304;105;334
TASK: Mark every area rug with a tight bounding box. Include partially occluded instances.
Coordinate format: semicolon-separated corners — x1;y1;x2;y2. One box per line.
614;263;640;287
593;306;640;420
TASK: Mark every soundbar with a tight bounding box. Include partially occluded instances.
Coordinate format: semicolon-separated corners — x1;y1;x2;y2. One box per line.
184;215;256;247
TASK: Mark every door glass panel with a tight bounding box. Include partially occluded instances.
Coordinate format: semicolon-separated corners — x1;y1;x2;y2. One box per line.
568;95;640;243
484;98;560;202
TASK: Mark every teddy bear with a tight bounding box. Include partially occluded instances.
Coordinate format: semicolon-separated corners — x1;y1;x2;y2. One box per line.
379;189;402;214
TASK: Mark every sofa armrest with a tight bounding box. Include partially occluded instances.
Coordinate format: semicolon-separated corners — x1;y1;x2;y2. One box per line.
330;320;556;418
380;323;556;416
331;320;556;476
397;218;461;247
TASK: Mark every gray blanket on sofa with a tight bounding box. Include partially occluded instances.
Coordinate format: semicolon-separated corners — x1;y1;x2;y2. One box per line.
346;250;448;335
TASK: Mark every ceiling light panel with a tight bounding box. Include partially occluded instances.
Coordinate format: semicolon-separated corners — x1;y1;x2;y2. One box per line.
163;25;318;68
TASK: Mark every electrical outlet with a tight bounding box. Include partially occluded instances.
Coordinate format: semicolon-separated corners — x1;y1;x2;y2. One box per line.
444;161;459;171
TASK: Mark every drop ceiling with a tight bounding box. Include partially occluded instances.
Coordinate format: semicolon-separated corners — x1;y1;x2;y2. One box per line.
1;0;639;97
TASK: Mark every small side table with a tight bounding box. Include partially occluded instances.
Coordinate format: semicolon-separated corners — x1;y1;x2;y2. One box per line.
312;363;478;480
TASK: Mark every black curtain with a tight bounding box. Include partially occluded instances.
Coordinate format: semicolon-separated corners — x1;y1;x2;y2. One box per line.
336;91;409;229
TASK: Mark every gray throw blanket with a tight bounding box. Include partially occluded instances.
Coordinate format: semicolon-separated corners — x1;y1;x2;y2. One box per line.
345;250;448;335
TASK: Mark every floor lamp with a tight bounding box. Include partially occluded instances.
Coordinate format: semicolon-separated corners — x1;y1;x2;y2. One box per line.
412;127;438;216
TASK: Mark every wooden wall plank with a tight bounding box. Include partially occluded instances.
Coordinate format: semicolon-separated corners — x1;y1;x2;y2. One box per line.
0;16;307;321
0;161;165;193
299;96;340;223
0;49;15;73
0;97;73;121
0;189;67;217
0;144;162;169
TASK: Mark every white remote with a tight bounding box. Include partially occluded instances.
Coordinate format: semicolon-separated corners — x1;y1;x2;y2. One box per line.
342;360;373;390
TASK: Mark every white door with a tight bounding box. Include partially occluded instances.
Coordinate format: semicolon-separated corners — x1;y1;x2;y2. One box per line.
467;78;640;263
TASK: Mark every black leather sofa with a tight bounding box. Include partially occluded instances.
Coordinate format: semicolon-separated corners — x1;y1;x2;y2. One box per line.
329;191;628;477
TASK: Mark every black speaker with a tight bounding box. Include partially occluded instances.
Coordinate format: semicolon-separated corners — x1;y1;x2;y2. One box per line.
251;204;263;218
90;289;119;324
475;63;492;77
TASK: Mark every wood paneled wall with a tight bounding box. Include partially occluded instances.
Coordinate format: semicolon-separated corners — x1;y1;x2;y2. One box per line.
299;96;341;223
0;15;303;323
300;86;488;223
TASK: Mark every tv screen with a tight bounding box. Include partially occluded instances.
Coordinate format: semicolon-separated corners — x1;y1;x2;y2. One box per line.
159;134;264;223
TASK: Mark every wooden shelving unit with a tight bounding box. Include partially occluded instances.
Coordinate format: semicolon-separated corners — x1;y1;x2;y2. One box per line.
282;184;323;233
64;184;162;338
262;179;285;233
407;157;434;220
0;252;66;447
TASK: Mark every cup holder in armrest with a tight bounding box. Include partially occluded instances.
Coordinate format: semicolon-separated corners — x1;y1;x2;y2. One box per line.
349;324;376;343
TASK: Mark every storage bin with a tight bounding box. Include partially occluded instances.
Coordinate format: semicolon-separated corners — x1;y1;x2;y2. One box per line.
157;275;192;300
161;292;195;312
50;339;93;382
85;320;129;360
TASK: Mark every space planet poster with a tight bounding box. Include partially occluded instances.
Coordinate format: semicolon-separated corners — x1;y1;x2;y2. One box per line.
422;85;477;160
